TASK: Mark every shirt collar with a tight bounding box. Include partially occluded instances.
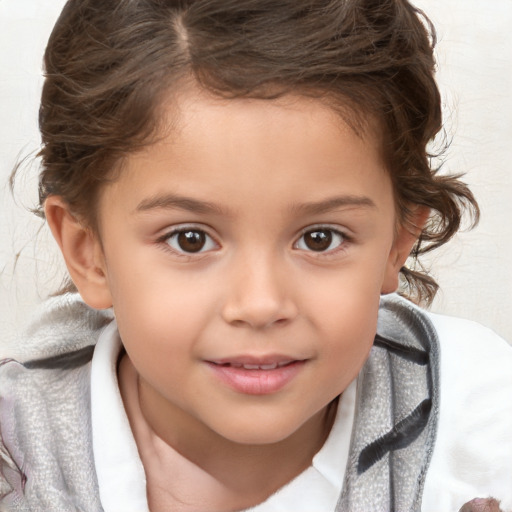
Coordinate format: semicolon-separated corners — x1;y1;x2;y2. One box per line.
90;321;150;512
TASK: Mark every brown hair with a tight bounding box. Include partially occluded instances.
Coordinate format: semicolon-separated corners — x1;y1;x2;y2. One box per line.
32;0;478;303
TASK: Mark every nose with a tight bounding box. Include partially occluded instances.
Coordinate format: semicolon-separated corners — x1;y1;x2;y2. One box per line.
221;252;298;329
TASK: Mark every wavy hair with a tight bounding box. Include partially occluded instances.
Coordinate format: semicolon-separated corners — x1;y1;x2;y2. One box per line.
26;0;478;303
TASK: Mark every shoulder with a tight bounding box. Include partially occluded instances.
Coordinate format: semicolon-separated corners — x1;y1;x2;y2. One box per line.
0;294;110;509
9;292;113;362
0;293;112;439
379;294;511;374
0;292;113;405
421;310;512;511
426;309;511;358
424;310;512;421
378;295;512;509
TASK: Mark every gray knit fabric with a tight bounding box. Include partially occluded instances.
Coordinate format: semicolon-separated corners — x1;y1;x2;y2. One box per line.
0;295;112;512
0;294;438;511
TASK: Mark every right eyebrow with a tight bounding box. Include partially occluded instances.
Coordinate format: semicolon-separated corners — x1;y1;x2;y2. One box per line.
134;193;228;216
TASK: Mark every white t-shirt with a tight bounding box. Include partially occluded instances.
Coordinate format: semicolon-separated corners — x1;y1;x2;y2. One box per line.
90;310;512;512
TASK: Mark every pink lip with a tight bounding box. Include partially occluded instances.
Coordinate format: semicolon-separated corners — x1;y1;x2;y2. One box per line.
205;358;307;395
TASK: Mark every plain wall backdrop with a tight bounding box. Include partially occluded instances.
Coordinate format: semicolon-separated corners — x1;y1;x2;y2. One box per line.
1;0;511;358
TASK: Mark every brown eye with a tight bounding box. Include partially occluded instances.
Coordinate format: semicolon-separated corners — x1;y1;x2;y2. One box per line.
166;229;216;254
303;230;332;251
295;228;344;253
177;231;205;252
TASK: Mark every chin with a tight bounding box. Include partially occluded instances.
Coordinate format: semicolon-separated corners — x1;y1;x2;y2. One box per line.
213;414;310;446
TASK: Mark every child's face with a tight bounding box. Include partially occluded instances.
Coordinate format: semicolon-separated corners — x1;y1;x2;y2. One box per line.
87;91;415;445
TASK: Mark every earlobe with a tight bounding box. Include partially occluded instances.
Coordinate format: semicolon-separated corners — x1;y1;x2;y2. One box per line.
44;196;113;309
381;206;430;295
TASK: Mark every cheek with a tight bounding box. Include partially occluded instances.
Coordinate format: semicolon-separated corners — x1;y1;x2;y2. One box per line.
106;244;213;317
323;294;379;359
114;291;203;401
305;272;381;381
302;259;384;328
108;266;215;367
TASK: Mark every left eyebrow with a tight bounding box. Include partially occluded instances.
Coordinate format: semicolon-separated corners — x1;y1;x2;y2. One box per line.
291;195;377;216
134;193;228;216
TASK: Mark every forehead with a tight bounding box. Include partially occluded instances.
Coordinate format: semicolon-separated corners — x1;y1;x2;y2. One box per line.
168;87;382;151
99;89;393;222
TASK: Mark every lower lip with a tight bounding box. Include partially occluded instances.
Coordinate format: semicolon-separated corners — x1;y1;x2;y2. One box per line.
206;361;306;395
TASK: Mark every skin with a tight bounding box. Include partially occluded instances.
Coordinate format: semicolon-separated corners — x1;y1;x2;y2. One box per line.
459;498;503;512
46;90;426;511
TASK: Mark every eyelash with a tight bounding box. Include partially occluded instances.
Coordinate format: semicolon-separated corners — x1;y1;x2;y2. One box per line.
293;225;350;255
157;226;218;257
156;224;351;258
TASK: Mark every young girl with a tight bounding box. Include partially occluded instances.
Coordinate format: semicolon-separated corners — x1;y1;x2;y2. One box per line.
1;1;511;511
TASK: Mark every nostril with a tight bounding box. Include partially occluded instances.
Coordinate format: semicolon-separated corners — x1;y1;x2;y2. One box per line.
221;300;296;328
226;314;292;329
220;280;298;328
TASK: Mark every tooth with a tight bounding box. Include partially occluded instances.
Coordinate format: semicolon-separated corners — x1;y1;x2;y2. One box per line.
243;364;260;370
277;361;290;367
260;363;277;370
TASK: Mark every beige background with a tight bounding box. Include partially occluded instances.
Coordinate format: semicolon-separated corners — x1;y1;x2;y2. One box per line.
1;0;511;357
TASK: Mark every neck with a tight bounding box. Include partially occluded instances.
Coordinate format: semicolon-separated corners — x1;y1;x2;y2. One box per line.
118;354;337;511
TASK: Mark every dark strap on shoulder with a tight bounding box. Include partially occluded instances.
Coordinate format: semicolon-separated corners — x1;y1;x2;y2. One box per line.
22;345;96;370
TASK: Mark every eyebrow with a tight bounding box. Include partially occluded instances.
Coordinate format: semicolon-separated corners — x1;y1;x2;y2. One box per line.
135;193;227;215
291;195;376;215
134;193;376;216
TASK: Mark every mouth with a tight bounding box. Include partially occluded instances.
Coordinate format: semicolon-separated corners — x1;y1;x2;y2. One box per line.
210;360;296;371
205;357;307;395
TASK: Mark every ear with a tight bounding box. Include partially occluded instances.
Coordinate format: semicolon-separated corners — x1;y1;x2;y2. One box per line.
45;196;113;309
381;206;430;294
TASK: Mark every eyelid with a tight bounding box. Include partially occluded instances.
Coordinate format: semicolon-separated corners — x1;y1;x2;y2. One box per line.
157;223;220;255
293;224;350;253
295;223;349;239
